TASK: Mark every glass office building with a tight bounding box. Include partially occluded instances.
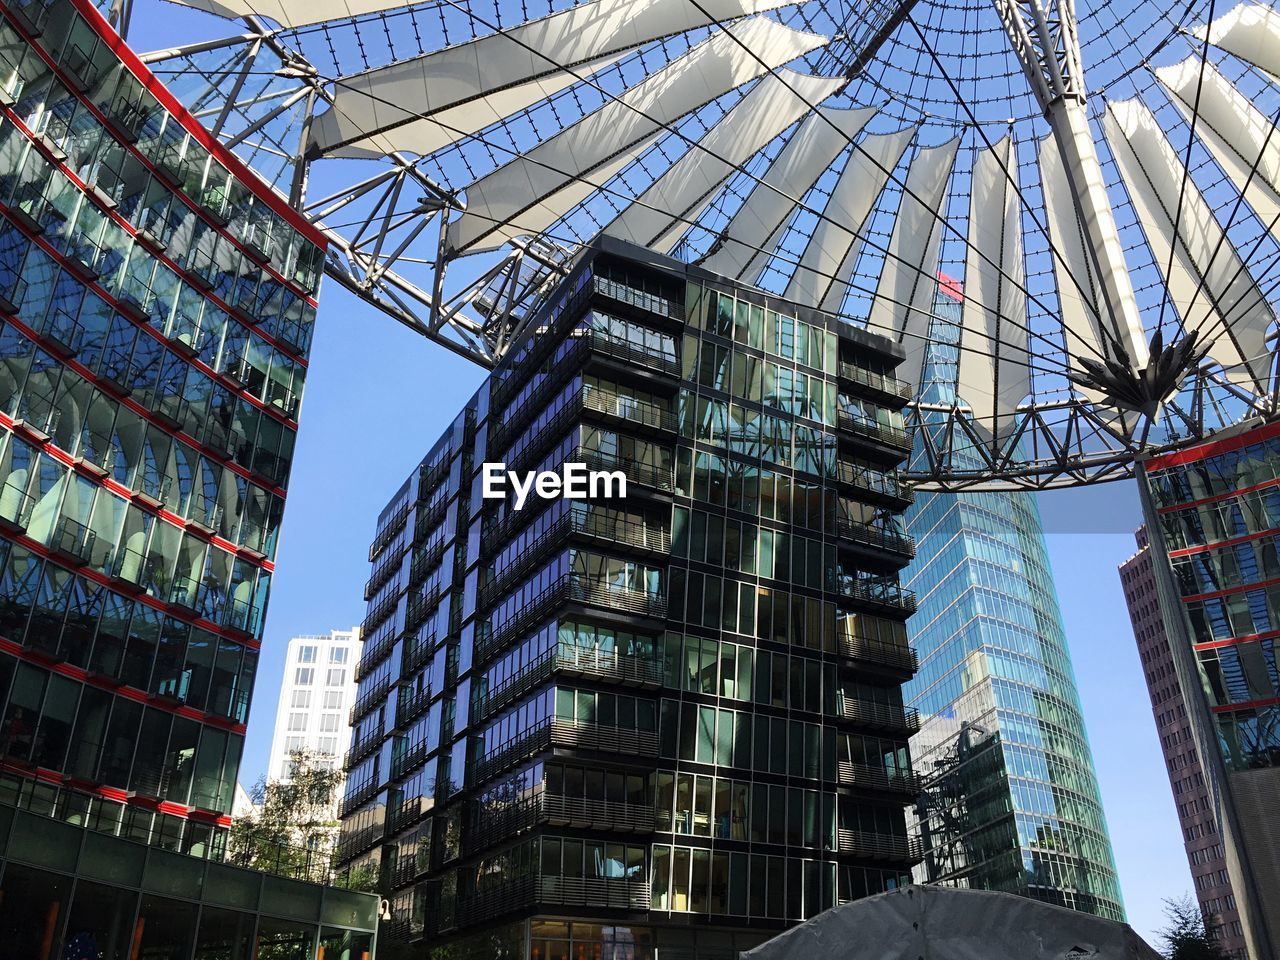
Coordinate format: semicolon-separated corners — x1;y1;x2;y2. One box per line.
341;236;923;958
0;0;378;954
1140;426;1280;958
902;283;1124;920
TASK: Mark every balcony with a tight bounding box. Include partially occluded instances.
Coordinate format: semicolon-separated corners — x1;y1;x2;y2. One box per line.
364;551;401;601
837;361;912;404
391;739;430;781
418;457;450;503
834;460;914;509
360;590;399;639
457;874;650;927
338;773;381;818
838;635;919;677
480;510;669;607
409;537;447;587
400;630;434;680
592;275;683;323
835;575;917;615
475;646;663;721
334;822;384;865
834;517;916;564
386;795;431;838
406;584;441;631
837;410;913;455
349;678;392;726
476;574;666;665
468;792;656;854
369;502;410;561
0;483;36;536
471;717;660;786
835;697;921;735
355;628;398;683
345;726;383;771
837;761;922;797
395;686;432;729
495;382;677;459
48;516;96;567
413;493;449;547
837;829;923;864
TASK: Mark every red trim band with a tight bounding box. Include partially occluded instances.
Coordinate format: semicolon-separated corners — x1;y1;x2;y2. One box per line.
0;635;248;733
1168;525;1280;559
1179;574;1280;604
1210;695;1280;714
0;408;276;571
1144;420;1280;472
1156;475;1280;516
3;310;288;500
64;0;328;250
0;526;263;651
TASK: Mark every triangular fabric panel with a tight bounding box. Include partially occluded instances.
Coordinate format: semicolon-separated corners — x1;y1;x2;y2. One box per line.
783;127;915;310
1157;58;1280;237
308;0;800;156
444;18;830;255
866;138;959;394
1104;98;1273;389
956;137;1030;441
1037;134;1110;380
717;108;877;284
1192;3;1280;81
603;70;847;253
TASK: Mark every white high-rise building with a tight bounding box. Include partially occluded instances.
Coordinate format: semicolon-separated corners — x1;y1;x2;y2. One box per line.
265;628;361;782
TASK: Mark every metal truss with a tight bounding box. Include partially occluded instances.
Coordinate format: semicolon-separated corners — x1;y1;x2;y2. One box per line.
127;0;1280;491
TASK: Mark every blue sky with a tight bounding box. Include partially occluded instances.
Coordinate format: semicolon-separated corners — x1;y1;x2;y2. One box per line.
242;282;1187;944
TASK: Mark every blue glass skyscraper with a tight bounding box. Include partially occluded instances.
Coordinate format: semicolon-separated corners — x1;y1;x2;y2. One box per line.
902;282;1124;919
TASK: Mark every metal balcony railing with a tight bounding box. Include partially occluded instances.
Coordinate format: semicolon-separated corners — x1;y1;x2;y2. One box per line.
354;627;398;683
837;410;913;452
835;697;921;734
409;537;447;587
834;517;916;560
837;828;923;863
834;459;915;506
480;510;669;608
470;717;660;786
837;361;912;402
468;792;656;854
349;678;392;726
835;575;917;614
369;502;410;561
344;726;383;771
360;590;399;639
476;574;666;665
364;551;402;601
456;874;650;927
838;635;919;675
474;645;662;721
837;761;922;796
338;772;380;818
396;686;432;728
400;630;435;679
592;275;683;321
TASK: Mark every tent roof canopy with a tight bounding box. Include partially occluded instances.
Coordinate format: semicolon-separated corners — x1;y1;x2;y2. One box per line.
743;886;1161;960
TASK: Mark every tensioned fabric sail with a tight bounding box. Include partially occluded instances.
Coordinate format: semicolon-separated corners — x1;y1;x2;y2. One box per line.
1104;98;1274;390
444;17;830;255
1157;59;1280;236
866;139;959;393
783;127;915;312
307;0;801;157
601;70;847;253
956;137;1029;440
700;107;876;282
1037;134;1110;376
1191;2;1280;82
171;0;798;33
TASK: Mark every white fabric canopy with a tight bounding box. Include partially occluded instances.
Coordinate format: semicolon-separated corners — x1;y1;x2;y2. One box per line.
705;108;876;282
308;0;799;156
602;70;846;253
784;127;915;312
867;138;958;391
171;0;797;33
1038;134;1109;373
444;17;829;255
956;137;1029;439
1158;59;1280;238
1105;98;1273;389
1192;2;1280;82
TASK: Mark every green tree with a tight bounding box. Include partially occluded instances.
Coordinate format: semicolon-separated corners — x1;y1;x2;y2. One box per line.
227;749;344;883
1159;894;1232;960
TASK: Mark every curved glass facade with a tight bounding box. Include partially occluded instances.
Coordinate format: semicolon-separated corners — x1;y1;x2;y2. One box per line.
902;284;1124;920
